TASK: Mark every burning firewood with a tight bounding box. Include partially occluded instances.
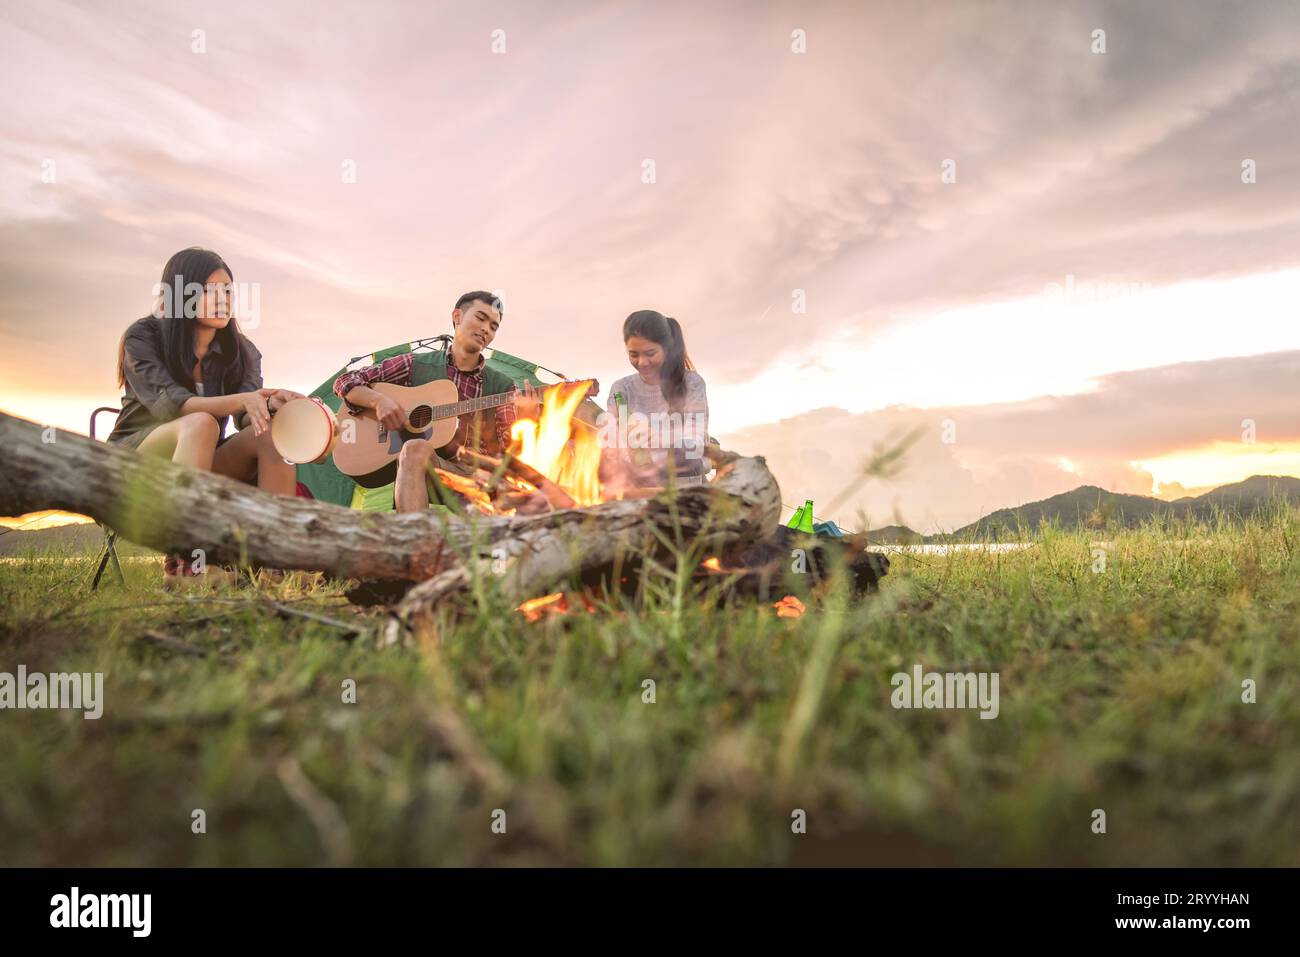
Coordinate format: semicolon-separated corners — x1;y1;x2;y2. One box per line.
381;451;783;646
454;448;575;511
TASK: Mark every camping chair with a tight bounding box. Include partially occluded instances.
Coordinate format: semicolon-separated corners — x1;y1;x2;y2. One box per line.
88;406;125;589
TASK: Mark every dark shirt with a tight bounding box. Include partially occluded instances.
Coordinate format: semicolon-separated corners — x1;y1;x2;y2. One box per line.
107;315;263;446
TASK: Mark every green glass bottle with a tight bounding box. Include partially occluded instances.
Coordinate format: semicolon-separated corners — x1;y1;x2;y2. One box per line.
797;499;815;534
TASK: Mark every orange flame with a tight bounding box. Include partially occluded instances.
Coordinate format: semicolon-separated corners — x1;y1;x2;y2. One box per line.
511;381;602;506
702;556;722;572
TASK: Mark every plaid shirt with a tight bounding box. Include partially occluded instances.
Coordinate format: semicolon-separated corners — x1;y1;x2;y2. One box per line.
333;351;516;452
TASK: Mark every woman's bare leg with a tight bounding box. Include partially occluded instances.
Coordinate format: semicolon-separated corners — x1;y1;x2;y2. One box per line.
212;423;298;495
136;414;231;585
136;413;221;471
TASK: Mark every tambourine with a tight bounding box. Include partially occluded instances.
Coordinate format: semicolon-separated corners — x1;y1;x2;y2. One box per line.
271;397;339;465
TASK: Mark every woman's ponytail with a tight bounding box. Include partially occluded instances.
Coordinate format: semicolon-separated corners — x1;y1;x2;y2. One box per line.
662;317;690;411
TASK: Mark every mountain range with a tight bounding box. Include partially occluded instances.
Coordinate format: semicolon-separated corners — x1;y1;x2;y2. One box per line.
871;475;1300;542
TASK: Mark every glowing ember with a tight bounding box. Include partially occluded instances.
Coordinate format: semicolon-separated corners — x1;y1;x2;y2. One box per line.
773;595;806;618
702;556;722;572
518;592;565;621
511;380;602;506
516;590;597;621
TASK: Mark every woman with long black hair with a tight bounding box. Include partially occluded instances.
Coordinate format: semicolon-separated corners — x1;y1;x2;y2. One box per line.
109;247;303;583
603;309;710;490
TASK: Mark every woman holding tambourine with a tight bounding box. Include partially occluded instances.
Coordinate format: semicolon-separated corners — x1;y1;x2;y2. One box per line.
109;247;304;584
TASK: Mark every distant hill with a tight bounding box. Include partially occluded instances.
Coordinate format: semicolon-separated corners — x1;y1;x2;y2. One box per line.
1178;474;1300;512
942;475;1300;540
865;524;925;544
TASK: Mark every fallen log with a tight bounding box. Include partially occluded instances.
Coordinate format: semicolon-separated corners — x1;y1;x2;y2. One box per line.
0;412;783;633
0;412;455;581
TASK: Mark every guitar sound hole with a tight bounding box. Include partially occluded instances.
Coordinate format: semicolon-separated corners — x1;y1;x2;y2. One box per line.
408;405;433;429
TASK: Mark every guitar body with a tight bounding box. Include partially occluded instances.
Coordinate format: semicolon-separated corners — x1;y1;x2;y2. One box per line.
333;380;472;487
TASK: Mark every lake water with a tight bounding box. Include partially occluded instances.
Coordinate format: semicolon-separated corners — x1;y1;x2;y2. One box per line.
864;543;1036;555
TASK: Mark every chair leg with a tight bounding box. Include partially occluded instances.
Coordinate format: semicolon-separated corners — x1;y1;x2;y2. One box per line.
106;531;125;585
92;527;125;589
91;545;112;590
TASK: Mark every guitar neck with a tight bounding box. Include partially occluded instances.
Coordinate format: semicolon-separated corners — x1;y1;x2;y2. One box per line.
428;389;517;421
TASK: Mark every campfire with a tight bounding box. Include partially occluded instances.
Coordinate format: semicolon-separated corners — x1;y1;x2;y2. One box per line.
512;381;604;507
418;383;870;623
435;380;604;517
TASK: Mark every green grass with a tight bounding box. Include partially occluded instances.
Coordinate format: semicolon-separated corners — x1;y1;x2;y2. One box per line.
1;504;1298;866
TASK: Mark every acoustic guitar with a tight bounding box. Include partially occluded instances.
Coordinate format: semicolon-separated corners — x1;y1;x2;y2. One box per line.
331;380;522;487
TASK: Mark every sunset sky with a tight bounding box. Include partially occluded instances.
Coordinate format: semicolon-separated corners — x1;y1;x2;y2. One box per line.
3;0;1300;531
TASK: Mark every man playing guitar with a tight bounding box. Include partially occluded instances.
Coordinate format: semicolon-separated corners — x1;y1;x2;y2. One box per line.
332;291;541;512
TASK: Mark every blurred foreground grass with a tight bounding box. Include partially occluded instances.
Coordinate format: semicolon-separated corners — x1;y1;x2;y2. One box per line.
1;504;1297;866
